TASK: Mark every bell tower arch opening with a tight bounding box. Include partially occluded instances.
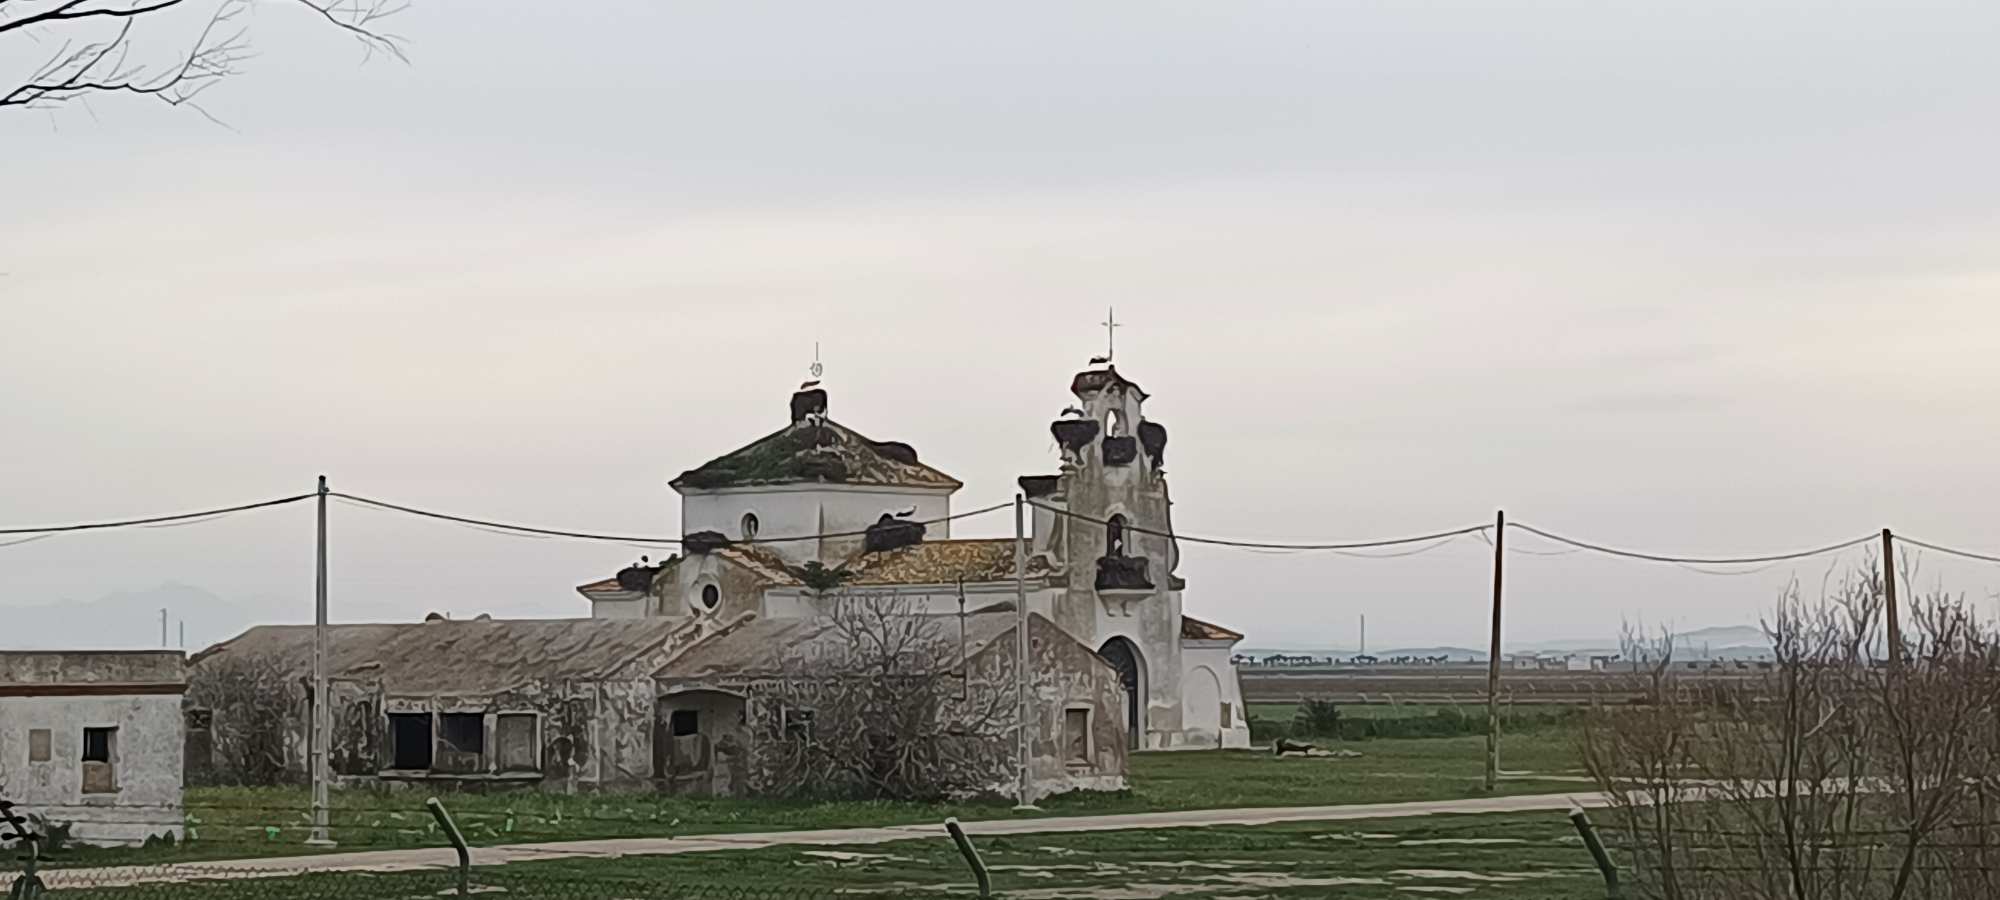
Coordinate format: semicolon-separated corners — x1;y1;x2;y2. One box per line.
1097;637;1146;749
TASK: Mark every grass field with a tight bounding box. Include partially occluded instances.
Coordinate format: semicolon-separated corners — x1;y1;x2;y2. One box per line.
40;809;1611;899
38;732;1590;867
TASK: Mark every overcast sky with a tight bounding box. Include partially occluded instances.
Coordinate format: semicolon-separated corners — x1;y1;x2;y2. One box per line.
4;0;1999;652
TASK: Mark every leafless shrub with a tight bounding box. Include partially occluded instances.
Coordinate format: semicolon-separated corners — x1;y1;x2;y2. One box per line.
750;594;1015;801
1583;558;2000;899
184;650;297;786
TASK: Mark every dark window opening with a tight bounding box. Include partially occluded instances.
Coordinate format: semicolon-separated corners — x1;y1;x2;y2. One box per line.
388;713;433;770
740;513;759;540
437;713;486;773
1106;515;1128;557
82;727;114;763
700;584;720;610
81;727;117;794
670;709;700;737
783;708;816;742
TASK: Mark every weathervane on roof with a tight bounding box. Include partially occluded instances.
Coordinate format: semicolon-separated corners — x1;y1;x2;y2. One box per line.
801;342;824;390
1090;307;1119;366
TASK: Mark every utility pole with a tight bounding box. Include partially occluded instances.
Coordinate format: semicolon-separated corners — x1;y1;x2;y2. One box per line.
160;609;168;648
1359;614;1366;657
1484;510;1505;792
1882;528;1901;666
307;475;334;847
1013;494;1036;810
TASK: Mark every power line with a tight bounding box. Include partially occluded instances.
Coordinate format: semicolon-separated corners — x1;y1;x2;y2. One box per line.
329;491;1012;547
1894;535;2000;565
1507;522;1875;565
1030;501;1490;551
0;493;316;535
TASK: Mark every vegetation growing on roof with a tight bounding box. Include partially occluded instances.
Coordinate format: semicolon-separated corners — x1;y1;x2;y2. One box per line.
673;421;957;490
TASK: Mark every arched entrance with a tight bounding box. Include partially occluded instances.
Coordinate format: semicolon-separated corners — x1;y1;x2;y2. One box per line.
1097;637;1145;749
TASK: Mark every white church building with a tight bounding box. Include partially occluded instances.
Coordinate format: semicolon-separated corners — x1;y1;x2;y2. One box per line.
579;364;1250;751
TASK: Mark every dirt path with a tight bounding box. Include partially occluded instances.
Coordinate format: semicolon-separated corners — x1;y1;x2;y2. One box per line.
41;791;1610;889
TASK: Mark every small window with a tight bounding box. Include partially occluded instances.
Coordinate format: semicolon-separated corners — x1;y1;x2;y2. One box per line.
388;713;433;770
1064;709;1091;765
700;584;720;610
82;727;114;763
670;709;700;737
438;713;485;773
740;513;760;540
28;729;52;763
81;727;116;794
496;713;539;773
1106;515;1128;557
783;708;816;742
1221;701;1234;726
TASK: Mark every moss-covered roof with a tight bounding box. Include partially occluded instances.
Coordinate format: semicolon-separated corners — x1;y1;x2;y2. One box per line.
670;419;961;491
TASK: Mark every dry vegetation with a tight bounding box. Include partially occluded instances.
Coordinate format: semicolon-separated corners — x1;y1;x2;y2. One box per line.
1582;559;2000;900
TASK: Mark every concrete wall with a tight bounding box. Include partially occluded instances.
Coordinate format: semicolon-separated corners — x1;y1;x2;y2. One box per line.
679;485;953;567
0;694;184;845
1178;643;1251;749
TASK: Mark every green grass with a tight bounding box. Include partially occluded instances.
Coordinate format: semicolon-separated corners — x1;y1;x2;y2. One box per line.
35;810;1609;899
36;732;1590;867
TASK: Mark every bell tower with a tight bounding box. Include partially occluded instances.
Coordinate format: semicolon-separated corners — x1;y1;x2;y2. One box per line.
1044;364;1183;749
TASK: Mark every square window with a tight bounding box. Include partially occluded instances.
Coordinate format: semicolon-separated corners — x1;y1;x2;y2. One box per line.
82;727;114;763
496;714;539;773
437;713;486;773
388;713;433;770
1064;708;1091;765
28;729;52;763
783;708;815;742
669;709;700;737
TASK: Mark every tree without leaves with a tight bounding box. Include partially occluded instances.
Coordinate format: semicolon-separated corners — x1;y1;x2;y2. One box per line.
1581;556;2000;900
0;0;406;119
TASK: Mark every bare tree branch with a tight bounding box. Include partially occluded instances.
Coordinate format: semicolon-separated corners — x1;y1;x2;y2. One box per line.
1;0;408;116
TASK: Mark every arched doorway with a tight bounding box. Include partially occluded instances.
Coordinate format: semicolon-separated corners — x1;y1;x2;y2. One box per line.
1098;637;1145;749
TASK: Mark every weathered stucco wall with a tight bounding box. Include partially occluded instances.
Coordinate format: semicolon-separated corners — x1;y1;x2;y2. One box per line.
967;615;1129;801
679;486;953;567
0;694;185;845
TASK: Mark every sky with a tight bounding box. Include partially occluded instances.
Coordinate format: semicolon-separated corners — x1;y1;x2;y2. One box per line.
3;0;1999;652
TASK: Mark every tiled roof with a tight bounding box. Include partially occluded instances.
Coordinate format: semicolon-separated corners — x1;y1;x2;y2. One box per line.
1181;615;1244;643
842;539;1055;586
577;546;799;603
671;419;961;491
716;545;802;585
198;619;691;694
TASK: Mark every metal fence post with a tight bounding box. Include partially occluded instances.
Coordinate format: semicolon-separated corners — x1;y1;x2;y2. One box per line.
427;798;470;897
944;818;992;898
1568;807;1621;898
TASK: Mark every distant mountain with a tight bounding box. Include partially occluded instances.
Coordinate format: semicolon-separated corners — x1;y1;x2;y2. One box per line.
0;583;261;652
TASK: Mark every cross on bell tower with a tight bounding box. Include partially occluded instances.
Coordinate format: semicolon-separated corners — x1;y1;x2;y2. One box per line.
1100;307;1119;364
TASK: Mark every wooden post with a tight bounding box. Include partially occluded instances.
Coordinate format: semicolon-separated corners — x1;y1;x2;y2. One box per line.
1883;528;1901;666
1484;510;1505;792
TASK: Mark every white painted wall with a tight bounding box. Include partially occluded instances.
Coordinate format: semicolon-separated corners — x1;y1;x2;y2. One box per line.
0;694;185;845
591;597;646;619
1181;642;1251;749
678;485;953;567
